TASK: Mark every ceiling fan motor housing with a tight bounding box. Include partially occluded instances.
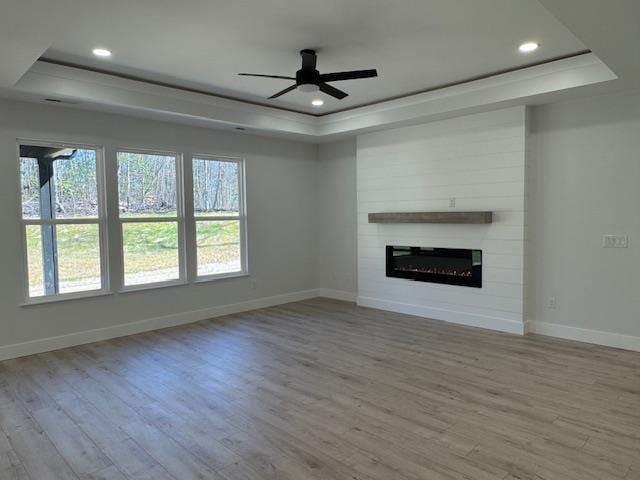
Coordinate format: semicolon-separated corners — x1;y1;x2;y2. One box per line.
296;49;320;91
296;68;320;91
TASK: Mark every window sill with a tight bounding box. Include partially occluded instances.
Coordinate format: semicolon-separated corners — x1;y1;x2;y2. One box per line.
120;279;189;294
21;289;112;307
20;273;249;306
194;271;249;284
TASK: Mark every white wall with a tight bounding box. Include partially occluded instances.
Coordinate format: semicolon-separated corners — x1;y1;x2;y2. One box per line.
317;139;357;298
357;107;527;334
527;89;640;350
0;99;319;356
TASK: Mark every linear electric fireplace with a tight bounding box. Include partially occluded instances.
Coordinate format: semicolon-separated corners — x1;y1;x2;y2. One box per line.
386;246;482;288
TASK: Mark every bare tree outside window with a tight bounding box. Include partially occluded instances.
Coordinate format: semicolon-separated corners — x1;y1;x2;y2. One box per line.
20;143;105;299
193;157;245;277
117;151;182;287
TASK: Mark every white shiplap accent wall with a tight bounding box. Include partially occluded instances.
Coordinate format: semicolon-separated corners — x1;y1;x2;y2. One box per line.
357;107;526;334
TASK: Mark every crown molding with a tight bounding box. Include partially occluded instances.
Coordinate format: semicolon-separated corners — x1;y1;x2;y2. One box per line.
9;53;616;142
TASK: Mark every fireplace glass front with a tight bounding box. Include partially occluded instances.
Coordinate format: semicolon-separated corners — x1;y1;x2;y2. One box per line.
386;246;482;288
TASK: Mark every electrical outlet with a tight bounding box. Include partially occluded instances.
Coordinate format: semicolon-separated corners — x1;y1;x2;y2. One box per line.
449;197;456;208
547;296;557;309
603;235;628;248
250;278;257;289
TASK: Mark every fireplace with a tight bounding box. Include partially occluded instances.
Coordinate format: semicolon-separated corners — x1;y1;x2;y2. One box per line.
386;246;482;288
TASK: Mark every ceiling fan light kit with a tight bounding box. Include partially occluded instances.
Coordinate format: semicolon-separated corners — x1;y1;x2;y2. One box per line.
298;83;320;93
239;49;378;100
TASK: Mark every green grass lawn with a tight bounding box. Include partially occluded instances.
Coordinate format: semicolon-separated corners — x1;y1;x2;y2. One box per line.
26;216;240;288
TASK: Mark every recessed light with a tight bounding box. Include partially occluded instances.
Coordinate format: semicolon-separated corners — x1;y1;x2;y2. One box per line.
311;98;324;107
518;42;539;53
92;48;112;58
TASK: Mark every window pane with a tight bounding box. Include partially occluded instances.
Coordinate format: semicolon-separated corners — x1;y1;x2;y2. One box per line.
56;224;102;293
123;222;180;285
25;225;45;297
193;159;239;216
53;149;98;219
196;220;241;276
20;157;40;219
20;146;99;220
19;143;106;299
118;152;177;217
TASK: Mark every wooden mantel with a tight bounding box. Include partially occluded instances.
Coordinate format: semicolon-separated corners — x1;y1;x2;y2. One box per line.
368;211;493;224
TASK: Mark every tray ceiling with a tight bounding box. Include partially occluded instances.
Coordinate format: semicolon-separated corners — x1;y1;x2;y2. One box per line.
41;0;587;114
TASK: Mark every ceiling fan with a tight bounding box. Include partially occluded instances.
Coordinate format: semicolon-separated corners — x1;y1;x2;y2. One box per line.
239;49;378;100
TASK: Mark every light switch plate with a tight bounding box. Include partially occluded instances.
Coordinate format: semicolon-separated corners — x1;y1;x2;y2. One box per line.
603;235;628;248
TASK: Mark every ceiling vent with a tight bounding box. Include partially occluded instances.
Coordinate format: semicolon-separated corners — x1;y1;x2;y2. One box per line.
44;98;79;104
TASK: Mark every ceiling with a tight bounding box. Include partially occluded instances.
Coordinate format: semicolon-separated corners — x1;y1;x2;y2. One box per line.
41;0;587;114
1;0;637;141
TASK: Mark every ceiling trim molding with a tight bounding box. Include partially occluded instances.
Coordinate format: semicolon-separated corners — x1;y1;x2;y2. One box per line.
317;52;617;138
16;61;318;137
38;57;315;116
319;50;591;116
39;51;590;117
11;53;616;141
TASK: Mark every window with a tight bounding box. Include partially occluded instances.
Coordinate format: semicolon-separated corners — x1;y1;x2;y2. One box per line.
19;142;107;299
117;150;184;287
18;142;248;302
192;156;246;278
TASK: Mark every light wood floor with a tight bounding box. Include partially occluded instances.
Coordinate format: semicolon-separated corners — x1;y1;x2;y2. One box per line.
1;299;639;480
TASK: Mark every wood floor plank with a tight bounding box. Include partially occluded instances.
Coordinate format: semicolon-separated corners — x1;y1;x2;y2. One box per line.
0;464;31;480
0;402;38;435
98;439;175;480
30;405;113;476
0;430;20;473
80;465;127;480
0;298;638;480
6;427;78;480
55;395;130;450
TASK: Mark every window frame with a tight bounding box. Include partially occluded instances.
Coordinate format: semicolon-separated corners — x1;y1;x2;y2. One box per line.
191;154;248;282
17;141;250;305
116;147;187;291
17;138;110;305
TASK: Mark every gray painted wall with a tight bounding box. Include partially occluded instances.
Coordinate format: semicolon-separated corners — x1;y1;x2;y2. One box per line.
317;139;357;295
527;89;640;339
3;87;640;354
0;99;319;348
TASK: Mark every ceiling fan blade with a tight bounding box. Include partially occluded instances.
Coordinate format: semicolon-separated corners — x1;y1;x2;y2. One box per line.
319;83;348;100
319;69;378;82
239;73;295;80
300;49;317;70
268;84;298;99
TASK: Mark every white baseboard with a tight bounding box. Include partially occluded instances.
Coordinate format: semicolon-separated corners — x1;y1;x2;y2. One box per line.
316;288;358;302
10;289;635;361
0;289;319;361
527;321;640;352
358;296;525;335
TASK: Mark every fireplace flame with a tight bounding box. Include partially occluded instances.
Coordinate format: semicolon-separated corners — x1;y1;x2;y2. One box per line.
395;267;472;277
